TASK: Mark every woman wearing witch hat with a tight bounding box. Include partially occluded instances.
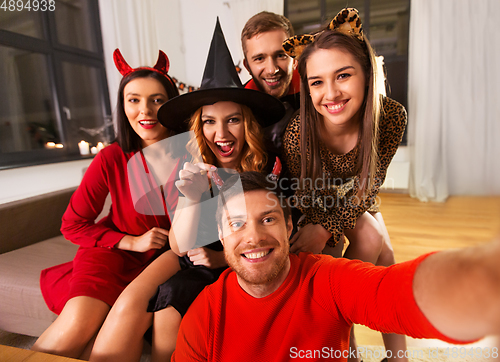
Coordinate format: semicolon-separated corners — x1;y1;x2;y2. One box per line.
32;50;183;358
89;19;285;362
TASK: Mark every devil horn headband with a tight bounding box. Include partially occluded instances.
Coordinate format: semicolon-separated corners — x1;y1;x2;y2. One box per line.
282;8;364;59
113;48;171;78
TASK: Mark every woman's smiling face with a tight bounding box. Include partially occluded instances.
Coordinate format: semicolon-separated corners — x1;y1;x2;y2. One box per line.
306;47;366;130
123;76;169;147
201;101;246;169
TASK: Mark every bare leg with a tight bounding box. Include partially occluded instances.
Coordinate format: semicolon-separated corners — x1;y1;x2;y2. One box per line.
322;236;345;257
371;212;408;362
348;327;360;362
371;212;396;267
31;296;110;358
343;211;383;264
343;212;383;362
151;306;182;362
320;229;361;362
90;250;181;362
80;334;98;360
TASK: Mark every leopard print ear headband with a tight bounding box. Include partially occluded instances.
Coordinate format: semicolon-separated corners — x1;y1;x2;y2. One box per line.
282;8;364;59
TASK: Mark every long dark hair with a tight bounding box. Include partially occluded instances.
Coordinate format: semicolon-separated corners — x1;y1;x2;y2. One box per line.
297;30;380;199
115;69;179;153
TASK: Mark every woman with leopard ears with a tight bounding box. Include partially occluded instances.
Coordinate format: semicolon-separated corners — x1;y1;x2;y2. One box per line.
282;8;408;361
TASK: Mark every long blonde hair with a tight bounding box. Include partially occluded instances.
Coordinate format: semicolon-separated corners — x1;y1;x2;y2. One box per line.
187;103;267;172
298;30;380;199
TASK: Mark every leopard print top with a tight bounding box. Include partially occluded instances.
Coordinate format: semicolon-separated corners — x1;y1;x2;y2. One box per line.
283;96;407;246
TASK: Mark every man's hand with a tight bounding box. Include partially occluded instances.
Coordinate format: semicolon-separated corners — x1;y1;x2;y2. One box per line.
188;247;227;269
115;227;169;252
413;237;500;341
290;224;332;254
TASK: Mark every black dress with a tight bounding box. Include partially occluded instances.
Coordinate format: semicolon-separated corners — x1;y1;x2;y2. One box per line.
147;169;233;316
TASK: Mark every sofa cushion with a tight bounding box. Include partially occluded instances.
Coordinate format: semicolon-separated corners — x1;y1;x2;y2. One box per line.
0;187;76;254
0;236;78;336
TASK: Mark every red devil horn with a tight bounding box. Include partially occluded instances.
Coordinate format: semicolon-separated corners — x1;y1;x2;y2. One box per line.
113;49;133;76
154;50;170;75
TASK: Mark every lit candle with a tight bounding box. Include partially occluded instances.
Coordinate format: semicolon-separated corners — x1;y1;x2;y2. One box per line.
78;140;90;155
96;142;105;152
91;146;98;155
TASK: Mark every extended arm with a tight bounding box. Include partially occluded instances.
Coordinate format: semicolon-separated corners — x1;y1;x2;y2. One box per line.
413;238;500;341
169;197;203;255
169;162;211;255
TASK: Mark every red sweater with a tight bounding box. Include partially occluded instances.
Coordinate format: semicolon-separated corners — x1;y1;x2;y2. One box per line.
40;143;180;313
173;253;462;362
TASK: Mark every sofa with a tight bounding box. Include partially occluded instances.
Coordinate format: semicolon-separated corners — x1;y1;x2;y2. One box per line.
0;187;110;337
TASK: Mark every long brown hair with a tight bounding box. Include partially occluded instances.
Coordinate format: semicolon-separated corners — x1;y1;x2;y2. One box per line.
188;103;267;172
297;30;380;199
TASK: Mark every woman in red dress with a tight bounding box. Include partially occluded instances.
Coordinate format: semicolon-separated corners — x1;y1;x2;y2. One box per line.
31;49;183;359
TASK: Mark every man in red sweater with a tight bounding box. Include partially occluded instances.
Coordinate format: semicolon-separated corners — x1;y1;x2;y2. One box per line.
172;172;500;361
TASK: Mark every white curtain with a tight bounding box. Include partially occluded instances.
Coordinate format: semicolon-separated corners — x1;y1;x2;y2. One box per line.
97;0;186;113
408;0;500;201
179;0;283;86
97;0;283;117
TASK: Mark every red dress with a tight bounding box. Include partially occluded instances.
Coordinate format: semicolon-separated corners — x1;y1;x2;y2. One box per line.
173;252;469;362
40;143;181;314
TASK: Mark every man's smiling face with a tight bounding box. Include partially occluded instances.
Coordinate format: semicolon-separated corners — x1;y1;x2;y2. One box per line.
219;189;292;295
243;29;295;99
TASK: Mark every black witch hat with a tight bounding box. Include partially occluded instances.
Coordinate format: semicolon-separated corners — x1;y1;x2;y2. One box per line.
157;18;285;133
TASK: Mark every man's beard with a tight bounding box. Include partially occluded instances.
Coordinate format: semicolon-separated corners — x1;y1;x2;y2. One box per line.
224;242;290;286
253;70;292;99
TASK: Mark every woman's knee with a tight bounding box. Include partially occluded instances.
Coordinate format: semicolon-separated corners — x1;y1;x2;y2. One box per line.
377;237;396;266
359;232;383;262
344;212;384;262
111;290;148;318
370;212;396;266
356;213;384;250
58;297;110;339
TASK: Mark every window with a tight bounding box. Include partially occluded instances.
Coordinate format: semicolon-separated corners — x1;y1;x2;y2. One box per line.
285;0;410;144
0;0;111;169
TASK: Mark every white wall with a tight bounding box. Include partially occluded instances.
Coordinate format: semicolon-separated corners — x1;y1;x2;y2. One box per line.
0;159;92;204
99;0;284;108
381;147;410;192
178;0;284;86
98;0;186;112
